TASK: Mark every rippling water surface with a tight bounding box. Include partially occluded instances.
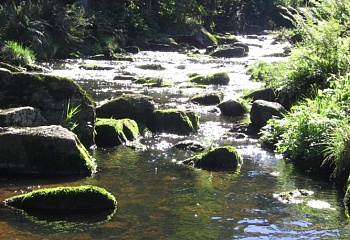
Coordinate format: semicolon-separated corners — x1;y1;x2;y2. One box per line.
1;35;350;239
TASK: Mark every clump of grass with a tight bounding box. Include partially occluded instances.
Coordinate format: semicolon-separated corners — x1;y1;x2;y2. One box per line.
61;99;81;131
1;41;35;66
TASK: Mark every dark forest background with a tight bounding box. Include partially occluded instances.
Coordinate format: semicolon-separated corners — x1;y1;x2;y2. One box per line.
0;0;303;59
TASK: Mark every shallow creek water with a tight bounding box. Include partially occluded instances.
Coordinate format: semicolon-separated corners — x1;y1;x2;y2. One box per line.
1;35;350;239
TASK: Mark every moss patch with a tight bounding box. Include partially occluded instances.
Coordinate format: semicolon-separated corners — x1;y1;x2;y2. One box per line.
182;146;242;170
95;118;139;147
148;109;200;135
4;185;117;211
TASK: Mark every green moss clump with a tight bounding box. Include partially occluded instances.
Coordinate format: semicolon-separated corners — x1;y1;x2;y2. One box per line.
148;109;199;135
134;77;163;87
4;185;117;211
182;146;242;170
95;118;139;147
187;72;230;85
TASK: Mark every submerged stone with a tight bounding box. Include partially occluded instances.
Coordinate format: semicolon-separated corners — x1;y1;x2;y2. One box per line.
147;109;199;135
0;125;94;176
95;118;139;147
181;146;242;170
4;185;117;211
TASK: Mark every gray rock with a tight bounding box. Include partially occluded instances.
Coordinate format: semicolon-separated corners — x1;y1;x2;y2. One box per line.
174;140;206;152
217;99;247;117
0;106;47;127
250;100;286;130
96;94;155;124
0;125;95;176
190;92;223;105
0;70;95;148
210;47;246;58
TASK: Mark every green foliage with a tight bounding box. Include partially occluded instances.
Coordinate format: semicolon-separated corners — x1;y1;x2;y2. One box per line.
61;99;81;131
1;41;35;66
260;75;350;173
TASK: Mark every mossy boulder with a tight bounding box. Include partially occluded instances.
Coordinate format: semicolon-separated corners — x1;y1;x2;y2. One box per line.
4;185;117;211
0;125;94;176
190;92;223;105
195;27;218;48
0;70;95;147
134;77;163;87
181;146;242;170
217;99;247;117
96;94;155;125
187;72;230;85
210;47;247;58
95;118;139;147
147;109;199;135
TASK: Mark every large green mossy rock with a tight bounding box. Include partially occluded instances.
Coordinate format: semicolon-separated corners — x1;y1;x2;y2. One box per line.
181;146;242;170
187;72;230;85
95;118;139;147
0;125;94;176
0;70;95;147
96;94;155;124
4;185;117;211
147;109;199;135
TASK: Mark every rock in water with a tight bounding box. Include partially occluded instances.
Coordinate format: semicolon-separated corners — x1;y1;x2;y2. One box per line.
0;125;95;176
4;185;117;211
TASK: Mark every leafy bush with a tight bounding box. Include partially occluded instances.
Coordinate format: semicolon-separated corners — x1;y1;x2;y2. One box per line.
260;77;350;173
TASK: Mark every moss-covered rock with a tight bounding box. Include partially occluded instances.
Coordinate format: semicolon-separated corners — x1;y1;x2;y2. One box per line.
136;64;165;70
96;94;155;125
187;72;230;85
210;47;246;58
0;70;95;147
95;118;139;147
0;125;94;176
181;146;242;170
4;185;117;211
147;109;199;135
190;92;223;105
134;77;163;87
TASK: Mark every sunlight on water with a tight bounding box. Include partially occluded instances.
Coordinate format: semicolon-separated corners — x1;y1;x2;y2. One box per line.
1;35;349;240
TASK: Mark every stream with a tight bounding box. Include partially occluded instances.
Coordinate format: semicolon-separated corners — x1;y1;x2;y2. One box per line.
1;35;350;239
